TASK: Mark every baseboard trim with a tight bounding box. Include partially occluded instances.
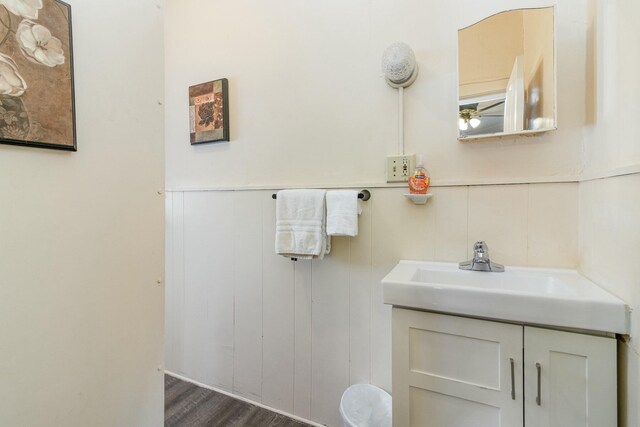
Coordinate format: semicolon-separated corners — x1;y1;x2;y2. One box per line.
164;371;326;427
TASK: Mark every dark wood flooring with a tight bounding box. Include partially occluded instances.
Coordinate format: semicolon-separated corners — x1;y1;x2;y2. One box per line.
165;375;312;427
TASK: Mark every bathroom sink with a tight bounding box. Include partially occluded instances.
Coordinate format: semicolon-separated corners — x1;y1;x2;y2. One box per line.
383;261;629;334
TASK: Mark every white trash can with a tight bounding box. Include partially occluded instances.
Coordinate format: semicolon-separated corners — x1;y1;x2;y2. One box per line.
339;384;392;427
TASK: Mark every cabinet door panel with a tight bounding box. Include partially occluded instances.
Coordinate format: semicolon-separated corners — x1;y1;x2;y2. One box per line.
524;327;616;427
393;309;523;427
410;387;501;427
409;327;501;388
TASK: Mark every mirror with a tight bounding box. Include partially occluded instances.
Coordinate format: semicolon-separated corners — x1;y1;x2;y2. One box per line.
457;7;556;139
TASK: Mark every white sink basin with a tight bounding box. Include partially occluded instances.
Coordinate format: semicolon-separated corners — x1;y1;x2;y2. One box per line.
383;261;629;334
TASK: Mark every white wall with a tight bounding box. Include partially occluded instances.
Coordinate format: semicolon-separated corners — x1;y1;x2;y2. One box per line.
164;0;605;426
582;0;640;178
580;175;640;427
165;0;590;190
579;1;640;426
0;1;165;426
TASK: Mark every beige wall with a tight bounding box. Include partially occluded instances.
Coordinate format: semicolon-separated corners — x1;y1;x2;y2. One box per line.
165;0;589;189
0;1;165;426
579;1;640;426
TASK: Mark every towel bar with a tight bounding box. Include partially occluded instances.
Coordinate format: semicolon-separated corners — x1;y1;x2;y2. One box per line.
274;189;370;262
272;189;371;201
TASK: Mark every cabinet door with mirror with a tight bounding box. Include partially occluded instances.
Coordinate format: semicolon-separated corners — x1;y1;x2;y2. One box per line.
457;7;556;140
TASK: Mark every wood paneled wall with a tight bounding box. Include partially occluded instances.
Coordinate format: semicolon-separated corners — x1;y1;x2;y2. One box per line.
165;184;577;427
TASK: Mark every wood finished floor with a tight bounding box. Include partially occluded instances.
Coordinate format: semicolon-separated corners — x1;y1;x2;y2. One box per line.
165;375;312;427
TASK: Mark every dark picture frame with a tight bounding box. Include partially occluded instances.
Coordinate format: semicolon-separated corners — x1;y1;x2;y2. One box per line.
189;78;230;144
0;0;76;151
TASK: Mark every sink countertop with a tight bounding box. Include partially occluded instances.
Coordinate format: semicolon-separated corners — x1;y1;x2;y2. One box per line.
382;260;630;334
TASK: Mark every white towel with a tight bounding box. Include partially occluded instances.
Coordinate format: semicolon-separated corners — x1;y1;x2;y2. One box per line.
275;189;331;259
326;190;361;237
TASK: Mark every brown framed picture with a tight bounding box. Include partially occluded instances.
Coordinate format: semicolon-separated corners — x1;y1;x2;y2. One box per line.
0;0;76;151
189;78;229;144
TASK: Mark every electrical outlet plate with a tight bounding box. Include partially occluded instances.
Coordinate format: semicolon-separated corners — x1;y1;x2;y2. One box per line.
387;154;415;183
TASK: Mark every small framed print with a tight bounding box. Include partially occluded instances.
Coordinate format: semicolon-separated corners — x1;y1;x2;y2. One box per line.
189;78;229;144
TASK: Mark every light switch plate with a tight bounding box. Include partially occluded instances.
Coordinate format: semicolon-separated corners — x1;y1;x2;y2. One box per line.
387;154;415;182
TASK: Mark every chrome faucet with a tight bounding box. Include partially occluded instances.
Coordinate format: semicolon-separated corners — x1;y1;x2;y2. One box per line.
459;241;505;272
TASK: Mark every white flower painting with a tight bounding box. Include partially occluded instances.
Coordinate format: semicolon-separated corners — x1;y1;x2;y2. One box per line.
17;19;64;66
0;53;27;96
0;0;75;150
0;0;42;20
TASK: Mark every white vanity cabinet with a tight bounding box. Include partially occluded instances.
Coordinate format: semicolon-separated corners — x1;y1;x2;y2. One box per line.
392;308;617;427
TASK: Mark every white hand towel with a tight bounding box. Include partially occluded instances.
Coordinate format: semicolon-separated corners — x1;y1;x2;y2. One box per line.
326;190;361;237
276;189;331;259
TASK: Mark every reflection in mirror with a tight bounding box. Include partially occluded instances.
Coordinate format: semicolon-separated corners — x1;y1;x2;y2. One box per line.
457;8;555;139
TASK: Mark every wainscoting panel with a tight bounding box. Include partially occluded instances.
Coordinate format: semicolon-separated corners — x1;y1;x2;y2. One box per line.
310;235;351;426
182;192;235;390
165;191;184;374
166;184;578;426
261;192;296;413
293;261;313;419
232;192;264;401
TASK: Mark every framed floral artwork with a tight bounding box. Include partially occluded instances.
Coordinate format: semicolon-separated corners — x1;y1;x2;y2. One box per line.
189;78;229;144
0;0;76;151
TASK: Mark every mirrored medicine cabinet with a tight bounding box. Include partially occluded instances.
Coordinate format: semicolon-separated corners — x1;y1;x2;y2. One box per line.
457;7;556;140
